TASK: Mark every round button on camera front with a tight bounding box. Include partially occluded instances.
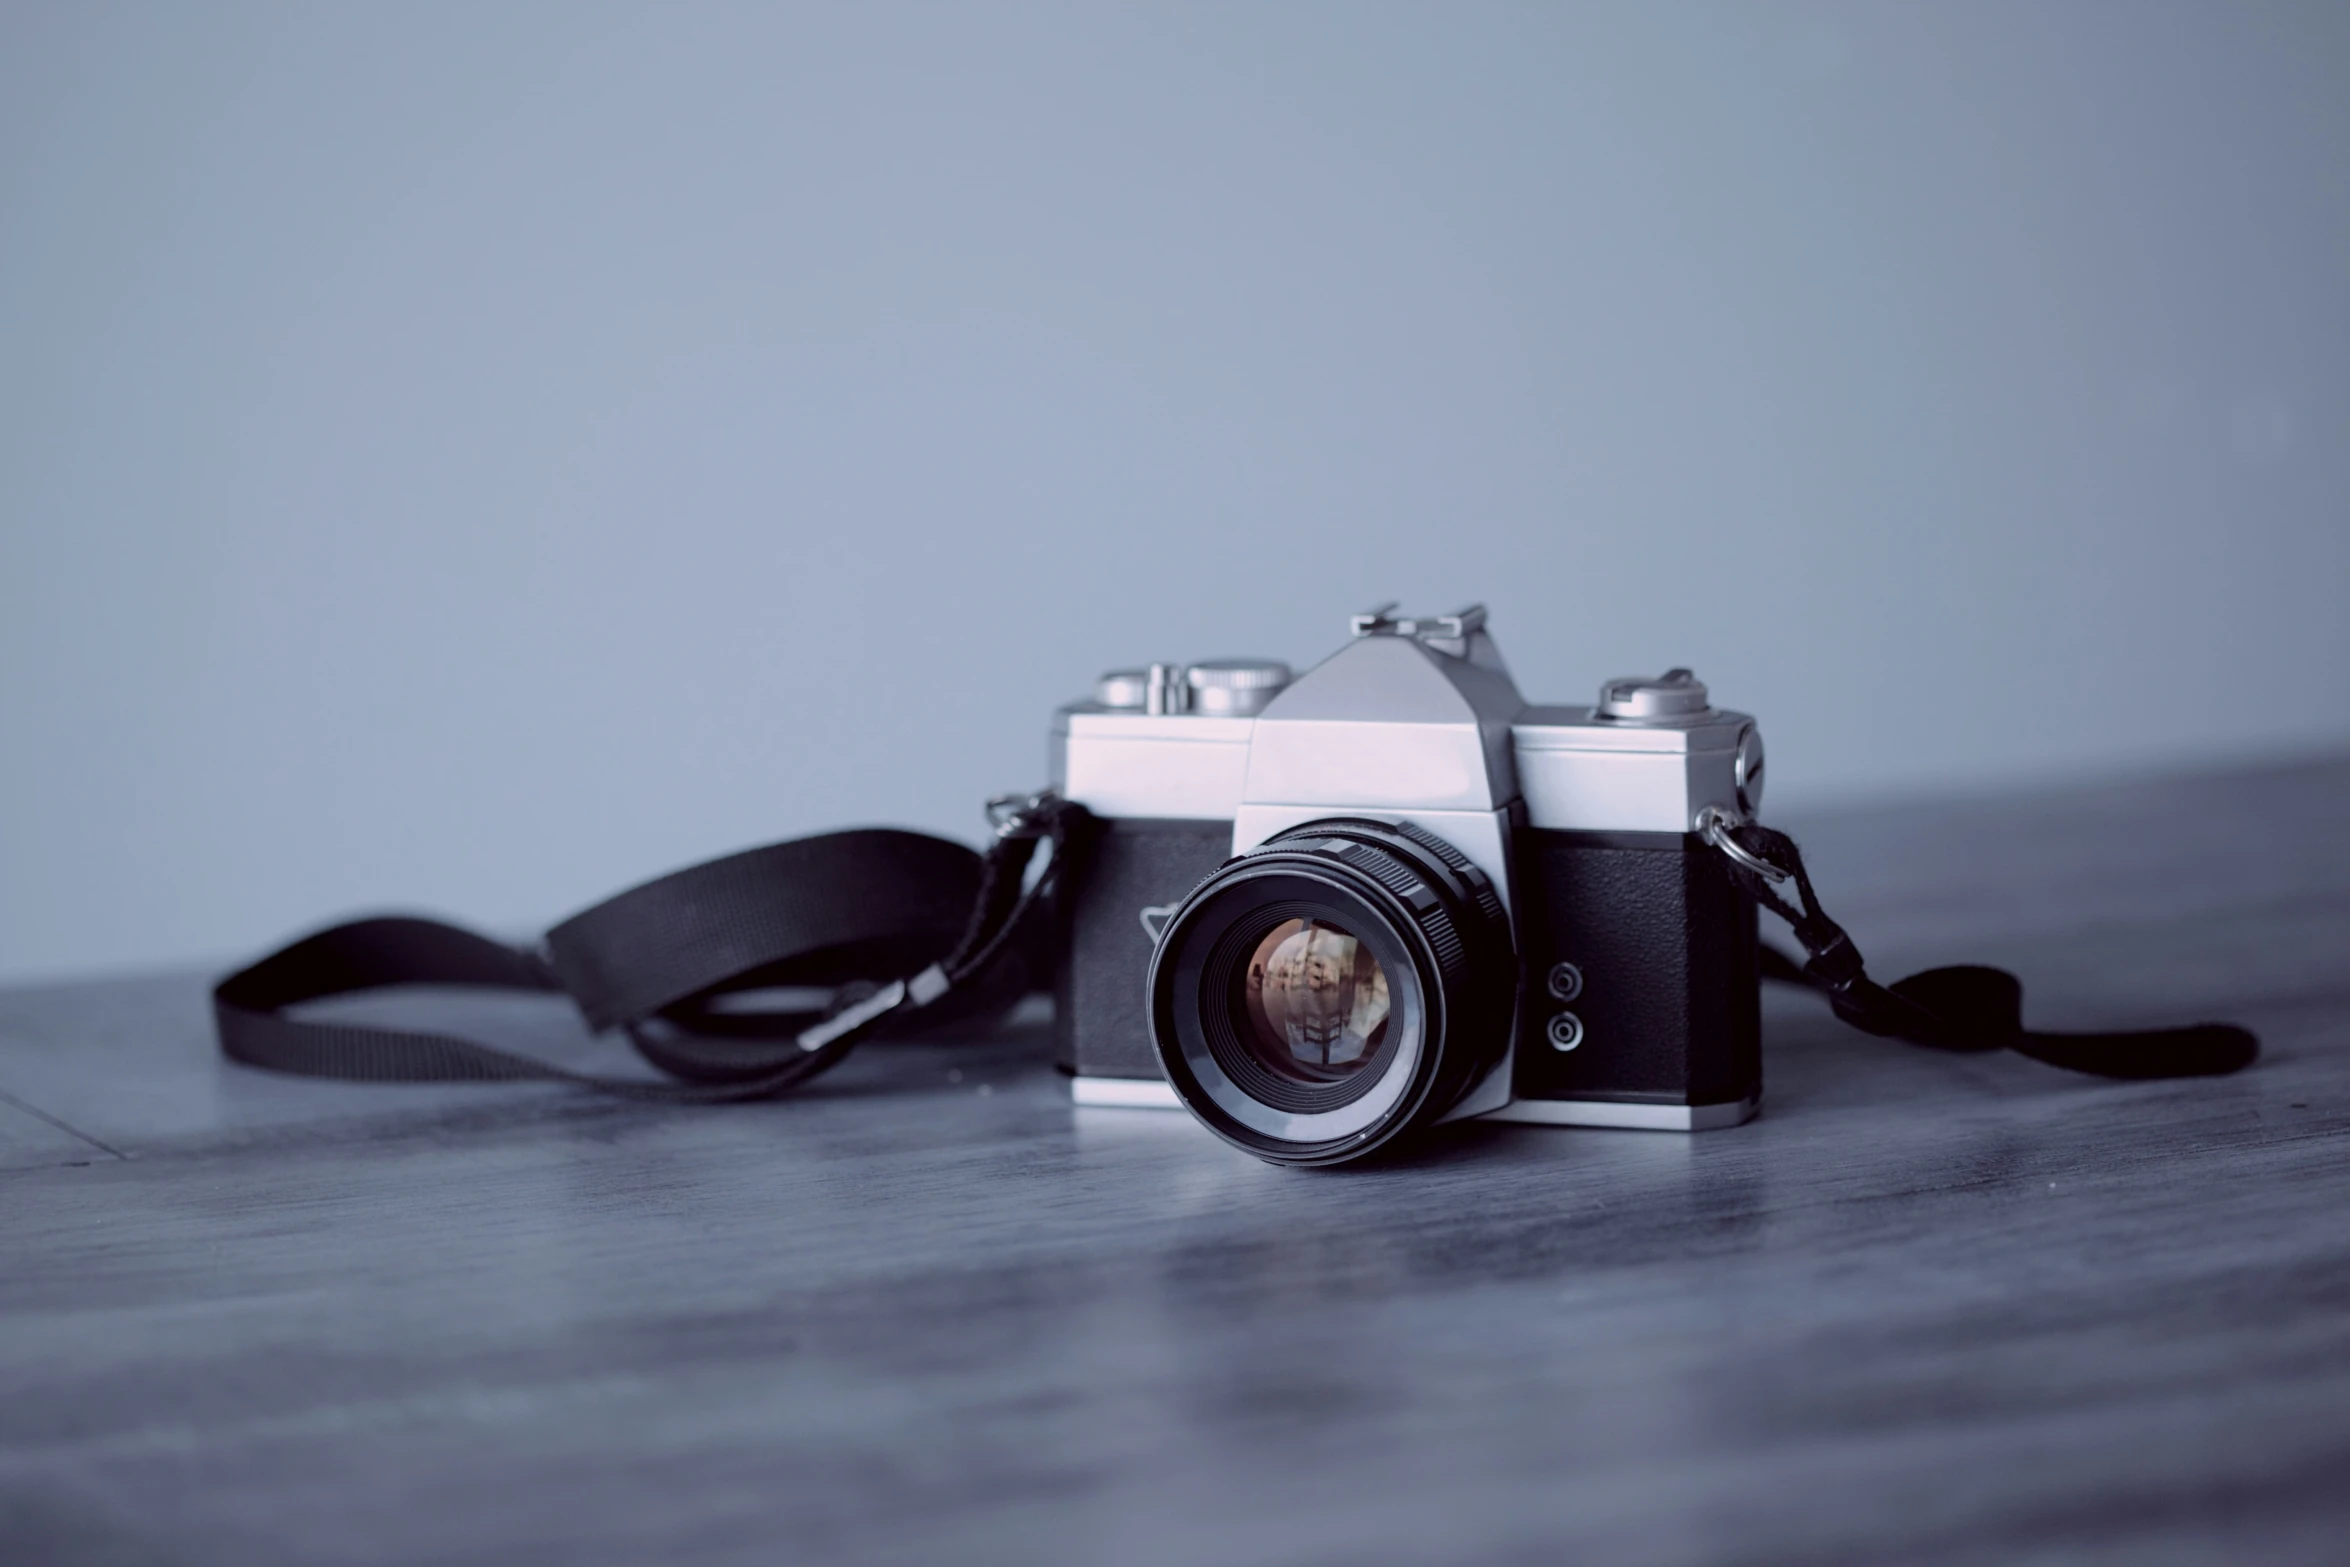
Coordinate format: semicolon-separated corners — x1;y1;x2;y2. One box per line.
1546;961;1583;1002
1547;1013;1584;1052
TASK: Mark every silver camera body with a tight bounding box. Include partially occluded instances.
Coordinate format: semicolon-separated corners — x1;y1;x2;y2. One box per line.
1049;606;1765;1164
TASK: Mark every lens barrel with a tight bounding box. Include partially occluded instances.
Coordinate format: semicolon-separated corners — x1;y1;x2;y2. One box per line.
1146;819;1515;1166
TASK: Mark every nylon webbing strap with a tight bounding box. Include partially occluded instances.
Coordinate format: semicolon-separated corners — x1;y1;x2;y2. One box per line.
1715;819;2258;1080
217;791;2255;1108
213;816;1077;1102
543;831;978;1030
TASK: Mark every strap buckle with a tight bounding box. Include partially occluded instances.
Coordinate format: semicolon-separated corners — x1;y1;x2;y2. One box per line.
1802;929;1867;991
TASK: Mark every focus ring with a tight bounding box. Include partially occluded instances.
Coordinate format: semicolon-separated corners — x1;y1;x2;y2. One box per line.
1383;819;1508;933
1331;843;1467;979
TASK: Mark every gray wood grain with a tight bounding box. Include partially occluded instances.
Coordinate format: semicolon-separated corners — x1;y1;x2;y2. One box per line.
3;757;2347;1567
0;1088;112;1172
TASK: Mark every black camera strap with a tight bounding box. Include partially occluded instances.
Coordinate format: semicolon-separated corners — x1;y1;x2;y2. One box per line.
214;792;2253;1102
212;794;1088;1102
1700;811;2257;1078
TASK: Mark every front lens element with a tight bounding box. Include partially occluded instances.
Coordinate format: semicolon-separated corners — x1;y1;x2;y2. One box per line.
1242;918;1391;1082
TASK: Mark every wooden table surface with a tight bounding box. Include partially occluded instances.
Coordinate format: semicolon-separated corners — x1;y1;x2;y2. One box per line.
4;757;2347;1566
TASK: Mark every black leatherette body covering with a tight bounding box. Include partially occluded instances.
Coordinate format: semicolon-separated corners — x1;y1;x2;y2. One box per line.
1510;829;1761;1107
1053;818;1234;1078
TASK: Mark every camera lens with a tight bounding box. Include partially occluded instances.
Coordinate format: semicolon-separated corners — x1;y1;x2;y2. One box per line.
1146;819;1515;1166
1239;918;1392;1085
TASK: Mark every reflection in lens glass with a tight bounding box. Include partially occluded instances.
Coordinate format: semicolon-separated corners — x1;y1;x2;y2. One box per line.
1242;918;1391;1079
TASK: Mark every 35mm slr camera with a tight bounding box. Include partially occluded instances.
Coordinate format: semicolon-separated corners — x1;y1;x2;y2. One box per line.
1050;606;1767;1166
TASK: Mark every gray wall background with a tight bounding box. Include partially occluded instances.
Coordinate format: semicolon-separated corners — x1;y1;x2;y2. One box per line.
3;2;2345;985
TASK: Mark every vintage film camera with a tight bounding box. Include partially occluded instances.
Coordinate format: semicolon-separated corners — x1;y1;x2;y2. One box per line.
214;601;2251;1136
1050;605;1767;1166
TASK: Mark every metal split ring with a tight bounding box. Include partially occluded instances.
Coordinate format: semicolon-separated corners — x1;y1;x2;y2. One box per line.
985;790;1061;840
1696;804;1790;885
